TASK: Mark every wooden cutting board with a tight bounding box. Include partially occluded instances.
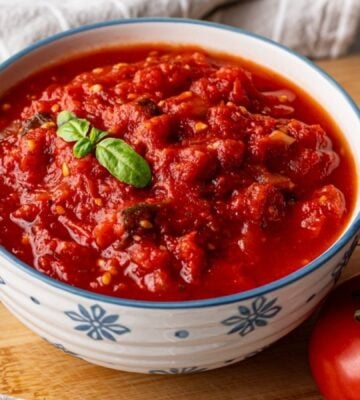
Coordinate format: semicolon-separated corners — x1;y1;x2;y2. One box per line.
1;54;359;400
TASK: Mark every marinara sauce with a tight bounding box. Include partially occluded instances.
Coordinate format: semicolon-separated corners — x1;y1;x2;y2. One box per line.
0;45;356;301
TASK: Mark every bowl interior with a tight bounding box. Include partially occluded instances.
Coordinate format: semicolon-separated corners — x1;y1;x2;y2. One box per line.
0;18;359;307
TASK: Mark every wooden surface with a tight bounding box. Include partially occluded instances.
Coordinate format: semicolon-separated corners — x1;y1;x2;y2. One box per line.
1;54;359;400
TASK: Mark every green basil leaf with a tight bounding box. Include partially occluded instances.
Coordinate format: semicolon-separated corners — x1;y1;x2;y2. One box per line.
57;119;90;142
95;138;151;188
57;110;76;126
73;138;94;158
89;127;108;144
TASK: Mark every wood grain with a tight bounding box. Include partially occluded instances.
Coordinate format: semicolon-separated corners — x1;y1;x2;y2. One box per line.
0;54;359;400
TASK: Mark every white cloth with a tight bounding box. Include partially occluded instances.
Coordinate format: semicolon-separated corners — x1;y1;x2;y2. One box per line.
0;0;359;62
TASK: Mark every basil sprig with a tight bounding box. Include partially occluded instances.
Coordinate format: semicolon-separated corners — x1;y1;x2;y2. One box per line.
57;111;105;158
56;110;152;188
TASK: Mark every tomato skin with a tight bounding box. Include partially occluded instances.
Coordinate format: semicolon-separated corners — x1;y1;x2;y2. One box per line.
309;274;360;400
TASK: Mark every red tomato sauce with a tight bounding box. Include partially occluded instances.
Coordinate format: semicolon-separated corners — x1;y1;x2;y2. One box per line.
0;45;356;301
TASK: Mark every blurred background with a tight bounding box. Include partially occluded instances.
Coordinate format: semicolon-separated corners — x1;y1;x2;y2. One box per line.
0;0;359;62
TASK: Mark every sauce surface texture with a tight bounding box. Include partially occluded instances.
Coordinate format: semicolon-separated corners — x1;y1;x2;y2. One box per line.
0;45;355;301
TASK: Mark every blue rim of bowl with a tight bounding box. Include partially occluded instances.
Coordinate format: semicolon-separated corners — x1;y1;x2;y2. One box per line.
0;17;359;309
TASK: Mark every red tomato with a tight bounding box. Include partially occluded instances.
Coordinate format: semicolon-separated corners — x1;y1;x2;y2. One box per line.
309;274;360;399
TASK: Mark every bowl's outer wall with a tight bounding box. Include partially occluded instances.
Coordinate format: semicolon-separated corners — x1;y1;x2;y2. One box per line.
0;19;360;373
0;234;358;373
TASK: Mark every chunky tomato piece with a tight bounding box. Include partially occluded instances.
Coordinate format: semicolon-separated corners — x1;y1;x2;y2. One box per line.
293;185;346;239
230;183;285;227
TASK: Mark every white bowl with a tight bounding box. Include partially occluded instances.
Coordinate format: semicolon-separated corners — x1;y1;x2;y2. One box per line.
0;18;359;374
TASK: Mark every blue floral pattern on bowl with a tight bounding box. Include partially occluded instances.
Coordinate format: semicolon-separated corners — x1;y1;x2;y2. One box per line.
222;295;282;336
332;234;359;283
149;366;208;374
30;296;40;304
52;342;79;357
0;276;5;285
42;337;80;357
65;304;130;341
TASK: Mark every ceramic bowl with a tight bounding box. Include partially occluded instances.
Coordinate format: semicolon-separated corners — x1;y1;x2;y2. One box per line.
0;18;359;374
